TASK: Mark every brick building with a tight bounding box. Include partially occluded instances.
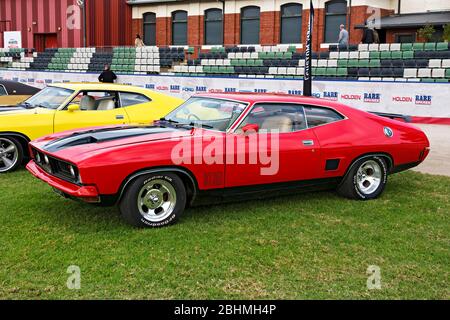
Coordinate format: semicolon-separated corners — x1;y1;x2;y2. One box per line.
129;0;450;51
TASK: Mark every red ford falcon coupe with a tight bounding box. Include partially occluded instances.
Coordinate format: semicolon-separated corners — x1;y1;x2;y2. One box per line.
26;94;430;228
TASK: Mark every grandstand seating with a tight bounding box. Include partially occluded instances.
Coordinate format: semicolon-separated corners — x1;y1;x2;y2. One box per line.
1;42;450;82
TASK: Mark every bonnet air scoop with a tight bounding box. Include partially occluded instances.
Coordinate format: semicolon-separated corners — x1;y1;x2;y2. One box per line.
43;126;176;152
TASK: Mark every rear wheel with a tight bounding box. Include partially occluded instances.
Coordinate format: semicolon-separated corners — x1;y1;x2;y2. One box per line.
119;173;186;228
0;137;23;173
337;156;387;200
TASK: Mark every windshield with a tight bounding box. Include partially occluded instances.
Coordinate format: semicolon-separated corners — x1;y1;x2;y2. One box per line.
24;86;74;109
163;97;247;131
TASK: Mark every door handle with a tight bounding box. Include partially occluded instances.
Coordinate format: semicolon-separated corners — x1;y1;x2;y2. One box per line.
302;140;314;146
116;115;124;120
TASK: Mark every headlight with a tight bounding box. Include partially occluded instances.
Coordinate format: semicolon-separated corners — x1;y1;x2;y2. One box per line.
69;165;76;178
44;155;49;165
35;152;41;163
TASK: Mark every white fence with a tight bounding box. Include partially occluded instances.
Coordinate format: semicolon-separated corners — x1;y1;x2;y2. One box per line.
1;70;449;122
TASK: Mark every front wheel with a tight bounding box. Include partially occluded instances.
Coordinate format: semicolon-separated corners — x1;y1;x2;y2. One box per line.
119;173;186;228
0;137;24;173
337;156;387;200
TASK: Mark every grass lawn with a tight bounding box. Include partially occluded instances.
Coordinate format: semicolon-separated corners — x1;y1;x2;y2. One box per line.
0;169;448;299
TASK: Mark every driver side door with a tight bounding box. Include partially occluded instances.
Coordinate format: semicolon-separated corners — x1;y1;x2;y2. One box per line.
53;90;130;133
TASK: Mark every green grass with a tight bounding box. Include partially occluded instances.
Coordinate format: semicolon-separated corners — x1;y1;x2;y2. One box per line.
0;170;449;299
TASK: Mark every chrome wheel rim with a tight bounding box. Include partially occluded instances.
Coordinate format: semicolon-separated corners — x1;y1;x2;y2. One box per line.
137;179;177;222
356;160;382;195
0;138;18;173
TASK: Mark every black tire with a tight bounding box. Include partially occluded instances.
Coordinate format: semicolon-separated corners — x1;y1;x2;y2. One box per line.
0;136;24;173
337;156;388;200
119;172;186;228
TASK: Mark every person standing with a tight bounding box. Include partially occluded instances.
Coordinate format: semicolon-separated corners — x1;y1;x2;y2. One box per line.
338;24;349;49
98;64;117;83
361;27;375;44
135;34;145;47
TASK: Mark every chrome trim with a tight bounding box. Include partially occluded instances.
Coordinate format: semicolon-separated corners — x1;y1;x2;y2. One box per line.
229;101;348;134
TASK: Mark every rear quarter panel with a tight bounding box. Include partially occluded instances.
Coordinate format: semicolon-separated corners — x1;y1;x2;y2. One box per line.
312;110;429;178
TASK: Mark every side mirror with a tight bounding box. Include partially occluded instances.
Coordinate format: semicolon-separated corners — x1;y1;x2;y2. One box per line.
241;123;259;134
67;104;80;112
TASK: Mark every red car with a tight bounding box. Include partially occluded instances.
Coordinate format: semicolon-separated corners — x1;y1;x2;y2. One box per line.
26;94;430;228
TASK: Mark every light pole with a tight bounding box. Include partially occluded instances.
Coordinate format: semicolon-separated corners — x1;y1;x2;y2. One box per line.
77;0;87;47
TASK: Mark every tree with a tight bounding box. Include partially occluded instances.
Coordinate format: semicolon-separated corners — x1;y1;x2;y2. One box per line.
443;24;450;42
417;24;435;42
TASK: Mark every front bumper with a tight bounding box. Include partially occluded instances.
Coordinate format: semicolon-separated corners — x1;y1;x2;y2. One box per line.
26;160;100;201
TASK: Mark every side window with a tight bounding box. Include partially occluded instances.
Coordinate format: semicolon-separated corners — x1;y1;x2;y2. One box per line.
238;103;307;133
304;106;344;127
0;85;7;96
72;91;119;111
120;92;151;107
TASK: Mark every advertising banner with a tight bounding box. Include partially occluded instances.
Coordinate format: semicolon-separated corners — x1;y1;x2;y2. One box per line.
0;69;449;122
3;31;22;49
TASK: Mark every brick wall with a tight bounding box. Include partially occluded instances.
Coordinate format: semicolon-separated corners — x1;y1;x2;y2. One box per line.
132;5;398;49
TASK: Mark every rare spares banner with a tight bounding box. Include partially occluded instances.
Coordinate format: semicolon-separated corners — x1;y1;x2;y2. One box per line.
1;70;449;121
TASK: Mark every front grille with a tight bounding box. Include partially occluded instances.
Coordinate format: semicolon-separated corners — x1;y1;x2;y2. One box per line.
32;147;81;185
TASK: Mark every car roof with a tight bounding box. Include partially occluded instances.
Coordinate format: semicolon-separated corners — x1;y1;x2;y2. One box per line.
193;92;349;110
49;82;151;93
0;80;41;94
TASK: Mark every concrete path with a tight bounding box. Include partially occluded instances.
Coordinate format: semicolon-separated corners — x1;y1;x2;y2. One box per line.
412;124;450;177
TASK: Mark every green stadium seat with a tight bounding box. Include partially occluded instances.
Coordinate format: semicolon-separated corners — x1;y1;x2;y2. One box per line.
258;52;267;59
413;43;424;51
446;69;450;78
391;51;402;59
435;78;448;83
358;59;369;67
380;51;391;59
326;67;337;76
424;43;436;51
347;60;359;67
247;59;255;66
369;59;380;67
266;52;276;59
283;52;292;59
211;66;219;73
337;59;348;67
316;68;326;76
255;59;263;66
369;51;380;59
402;51;414;59
421;78;435;82
401;43;413;51
203;66;212;73
436;42;448;51
336;68;348;77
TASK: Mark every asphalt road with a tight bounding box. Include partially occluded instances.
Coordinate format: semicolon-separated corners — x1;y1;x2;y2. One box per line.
413;124;450;177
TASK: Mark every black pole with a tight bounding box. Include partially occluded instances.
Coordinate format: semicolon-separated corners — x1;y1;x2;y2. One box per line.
303;0;314;97
219;0;225;45
82;0;87;47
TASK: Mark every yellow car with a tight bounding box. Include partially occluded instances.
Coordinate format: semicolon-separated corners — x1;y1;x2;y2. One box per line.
0;83;183;173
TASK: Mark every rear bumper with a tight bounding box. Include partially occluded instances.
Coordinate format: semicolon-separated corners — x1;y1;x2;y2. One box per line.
26;160;100;201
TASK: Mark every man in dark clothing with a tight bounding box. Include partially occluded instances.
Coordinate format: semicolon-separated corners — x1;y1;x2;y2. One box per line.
361;27;375;44
98;64;117;83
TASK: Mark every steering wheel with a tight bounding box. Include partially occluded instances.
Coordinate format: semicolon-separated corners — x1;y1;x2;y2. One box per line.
187;114;201;121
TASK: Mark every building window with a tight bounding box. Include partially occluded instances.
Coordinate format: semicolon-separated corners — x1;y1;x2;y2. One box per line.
172;10;188;45
143;12;156;46
240;6;260;44
204;9;223;45
324;0;347;43
280;3;303;44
